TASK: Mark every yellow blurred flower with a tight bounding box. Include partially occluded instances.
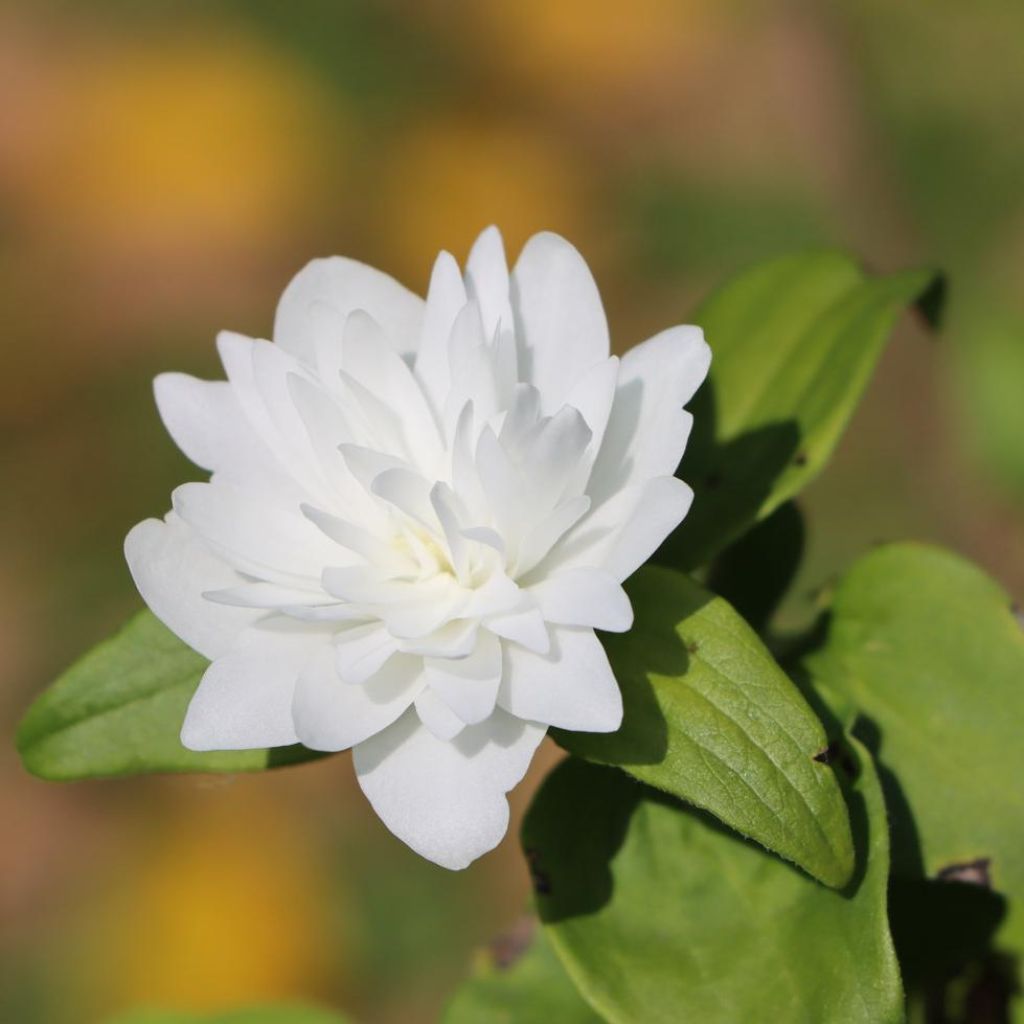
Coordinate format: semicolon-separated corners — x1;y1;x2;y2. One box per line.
374;116;591;286
75;786;338;1018
461;0;720;112
11;27;343;266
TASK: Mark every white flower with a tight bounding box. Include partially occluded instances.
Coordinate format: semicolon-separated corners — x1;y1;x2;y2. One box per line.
126;227;710;868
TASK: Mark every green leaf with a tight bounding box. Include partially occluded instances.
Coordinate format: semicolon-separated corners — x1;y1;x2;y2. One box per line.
802;543;1024;964
17;611;322;780
556;565;854;888
663;251;940;569
103;1007;350;1024
442;921;604;1024
522;741;902;1024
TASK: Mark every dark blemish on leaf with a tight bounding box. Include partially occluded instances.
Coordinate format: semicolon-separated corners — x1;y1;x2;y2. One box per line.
685;640;700;655
815;740;857;778
488;915;536;970
794;451;808;467
937;858;992;888
704;472;722;490
524;847;552;896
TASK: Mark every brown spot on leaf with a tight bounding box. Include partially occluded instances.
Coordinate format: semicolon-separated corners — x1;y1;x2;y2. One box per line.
524;846;552;896
937;857;992;888
794;451;809;467
487;915;536;970
685;639;700;655
814;740;856;778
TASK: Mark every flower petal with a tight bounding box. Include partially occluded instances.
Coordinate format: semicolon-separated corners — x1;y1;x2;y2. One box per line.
172;481;341;585
292;648;423;751
588;325;710;506
498;627;622;732
153;373;286;490
353;707;546;869
415;250;466;415
334;622;400;685
425;631;502;725
414;688;466;741
465;226;513;339
274;256;424;365
510;232;610;412
541;475;693;583
528;567;633;632
125;513;258;660
180;627;326;750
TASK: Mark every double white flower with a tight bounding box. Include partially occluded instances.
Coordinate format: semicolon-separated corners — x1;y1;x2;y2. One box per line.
126;228;709;868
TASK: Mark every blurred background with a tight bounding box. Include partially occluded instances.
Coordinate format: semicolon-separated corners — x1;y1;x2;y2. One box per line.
2;1;1023;1021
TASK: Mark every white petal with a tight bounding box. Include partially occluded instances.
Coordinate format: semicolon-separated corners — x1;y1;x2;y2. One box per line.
465;226;513;339
430;482;470;581
370;468;437;529
415;250;466;415
341;310;441;463
588;325;710;506
487;607;550;654
541;475;693;583
334;622;399;684
475;426;524;546
204;581;334;609
516;495;591;578
600;476;694;582
153;373;279;484
498;627;622;732
292;648;423;751
521;404;592;512
425;632;502;725
529;567;633;632
125;513;258;660
397;619;479;659
563;356;620;483
180;628;324;750
415;688;466;741
510;232;610;412
301;504;406;570
274;256;424;365
172;481;340;585
353;707;546;869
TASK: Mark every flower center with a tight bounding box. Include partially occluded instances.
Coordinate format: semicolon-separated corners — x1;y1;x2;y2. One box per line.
393;525;455;581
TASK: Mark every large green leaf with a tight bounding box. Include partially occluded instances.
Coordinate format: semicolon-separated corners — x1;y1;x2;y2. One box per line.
802;544;1024;963
103;1006;350;1024
17;611;322;780
556;565;854;888
664;251;939;568
522;742;902;1024
442;922;604;1024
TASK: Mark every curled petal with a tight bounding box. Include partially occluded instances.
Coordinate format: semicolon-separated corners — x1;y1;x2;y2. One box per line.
353;707;546;869
498;627;622;732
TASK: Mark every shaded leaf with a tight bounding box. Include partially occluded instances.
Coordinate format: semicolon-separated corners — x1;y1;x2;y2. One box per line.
664;251;939;568
17;611;322;780
556;565;854;889
522;739;901;1024
802;543;1024;968
705;500;805;633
